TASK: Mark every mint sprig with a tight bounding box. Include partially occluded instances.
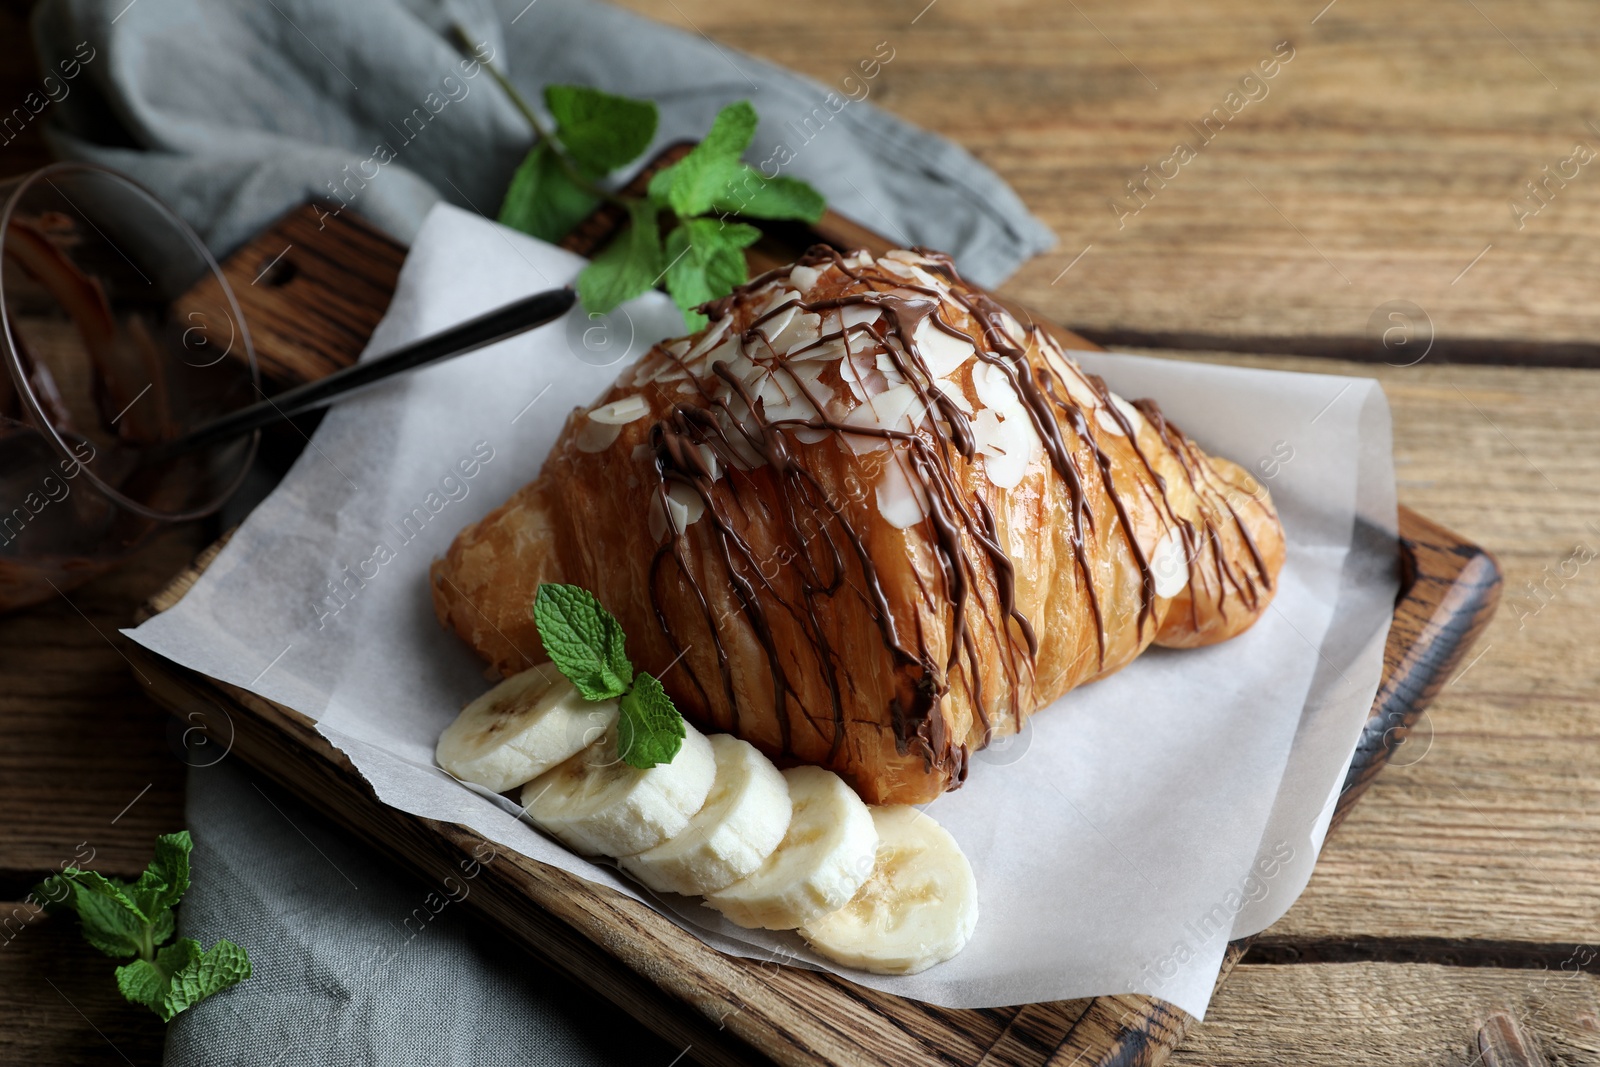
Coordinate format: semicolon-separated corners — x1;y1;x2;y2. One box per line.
533;583;633;700
532;583;685;769
466;40;826;326
618;672;687;769
32;831;251;1022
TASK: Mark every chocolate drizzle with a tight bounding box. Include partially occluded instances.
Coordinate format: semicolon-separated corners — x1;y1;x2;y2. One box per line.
620;246;1274;789
1132;398;1275;618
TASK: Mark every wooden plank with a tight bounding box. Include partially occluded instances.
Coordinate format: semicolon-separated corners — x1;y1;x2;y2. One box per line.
1136;353;1600;949
1169;962;1600;1067
0;903;168;1066
180;202;408;387
613;0;1600;366
0;524;202;894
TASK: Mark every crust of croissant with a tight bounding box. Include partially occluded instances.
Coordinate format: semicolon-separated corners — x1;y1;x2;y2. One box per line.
431;251;1286;804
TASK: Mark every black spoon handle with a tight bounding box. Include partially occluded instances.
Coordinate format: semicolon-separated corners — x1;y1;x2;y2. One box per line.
146;287;575;463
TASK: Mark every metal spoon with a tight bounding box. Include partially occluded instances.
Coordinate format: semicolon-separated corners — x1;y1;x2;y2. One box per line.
141;286;576;465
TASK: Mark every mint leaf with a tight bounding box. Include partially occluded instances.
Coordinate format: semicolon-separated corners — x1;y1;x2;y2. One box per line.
577;199;664;315
646;163;678;209
114;939;200;1016
545;84;658;175
38;832;252;1022
616;672;686;769
130;831;191;920
498;141;601;243
664;218;760;328
115;938;251;1022
115;957;171;1013
709;163;826;223
659;101;760;216
162;938;252;1020
533;584;633;700
34;870;148;958
698;99;760;160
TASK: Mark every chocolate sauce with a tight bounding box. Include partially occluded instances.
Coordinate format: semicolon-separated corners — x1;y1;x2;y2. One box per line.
628;247;1269;788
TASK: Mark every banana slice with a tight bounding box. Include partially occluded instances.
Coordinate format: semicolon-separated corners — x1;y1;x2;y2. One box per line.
436;666;616;793
702;765;878;930
521;724;716;857
799;805;978;975
619;734;792;896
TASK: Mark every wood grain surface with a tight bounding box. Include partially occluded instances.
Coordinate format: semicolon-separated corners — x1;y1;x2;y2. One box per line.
0;904;168;1066
612;0;1600;366
0;525;199;898
1144;353;1600;957
1170;961;1600;1067
3;0;1596;1061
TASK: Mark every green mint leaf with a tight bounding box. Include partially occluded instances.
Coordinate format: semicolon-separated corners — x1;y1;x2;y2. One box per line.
498;141;601;243
660;101;760;216
116;938;251;1022
616;672;685;769
646;163;678;209
545;84;658;175
162;938;252;1020
37;831;249;1021
114;958;170;1014
114;938;201;1017
32;870;149;958
663;218;760;325
709;163;826;223
577;199;664;315
698;99;760;159
130;831;191;922
532;584;633;700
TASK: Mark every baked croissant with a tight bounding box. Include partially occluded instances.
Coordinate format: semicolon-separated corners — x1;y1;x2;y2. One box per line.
431;248;1285;804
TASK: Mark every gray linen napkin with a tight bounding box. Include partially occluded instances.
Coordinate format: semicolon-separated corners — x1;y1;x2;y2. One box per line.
164;760;678;1066
29;1;1055;1061
30;0;1054;285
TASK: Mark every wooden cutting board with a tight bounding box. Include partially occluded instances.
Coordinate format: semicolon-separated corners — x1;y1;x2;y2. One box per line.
127;155;1500;1066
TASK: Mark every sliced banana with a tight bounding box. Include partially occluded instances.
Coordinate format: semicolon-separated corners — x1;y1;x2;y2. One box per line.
800;805;978;975
702;765;878;930
435;666;616;794
521;724;716;857
619;734;792;896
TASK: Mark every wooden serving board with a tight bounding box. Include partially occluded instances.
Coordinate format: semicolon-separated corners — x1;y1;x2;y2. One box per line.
128;159;1500;1066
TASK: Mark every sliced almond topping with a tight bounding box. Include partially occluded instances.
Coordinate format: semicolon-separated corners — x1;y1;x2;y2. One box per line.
971;360;1022;413
840;304;882;331
875;451;930;529
589;395;650;425
913;316;976;379
934;376;975;415
683;315;732;362
771;311;822;355
1151;528;1190;598
576;419;623;453
790;264;821;293
878;258;916;279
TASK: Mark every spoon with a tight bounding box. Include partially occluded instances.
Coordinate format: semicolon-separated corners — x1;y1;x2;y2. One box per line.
140;286;576;465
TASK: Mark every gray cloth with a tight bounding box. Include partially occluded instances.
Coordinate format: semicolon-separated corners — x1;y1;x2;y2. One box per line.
164;760;677;1066
30;0;1054;286
29;1;1054;1062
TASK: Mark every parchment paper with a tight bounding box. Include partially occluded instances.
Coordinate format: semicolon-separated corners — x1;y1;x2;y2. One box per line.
126;204;1397;1017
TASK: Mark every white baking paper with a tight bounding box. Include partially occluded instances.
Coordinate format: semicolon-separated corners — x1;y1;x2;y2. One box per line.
126;204;1397;1018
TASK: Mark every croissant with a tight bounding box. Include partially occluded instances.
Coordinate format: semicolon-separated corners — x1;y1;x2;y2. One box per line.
431;247;1285;804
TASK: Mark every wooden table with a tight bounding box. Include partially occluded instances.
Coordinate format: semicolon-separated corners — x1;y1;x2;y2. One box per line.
3;0;1597;1062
